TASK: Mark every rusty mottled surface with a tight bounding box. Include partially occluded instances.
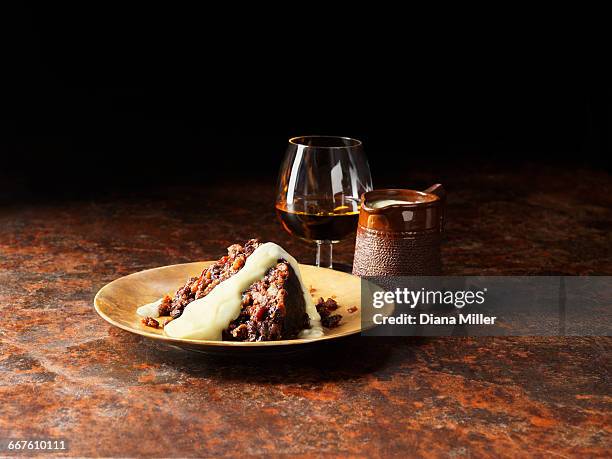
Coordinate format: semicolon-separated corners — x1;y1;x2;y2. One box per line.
0;164;611;457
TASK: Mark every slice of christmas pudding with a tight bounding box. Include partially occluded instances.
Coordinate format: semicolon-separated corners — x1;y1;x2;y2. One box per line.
137;239;340;341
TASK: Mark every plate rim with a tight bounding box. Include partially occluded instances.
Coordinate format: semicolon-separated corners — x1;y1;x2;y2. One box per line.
94;261;376;348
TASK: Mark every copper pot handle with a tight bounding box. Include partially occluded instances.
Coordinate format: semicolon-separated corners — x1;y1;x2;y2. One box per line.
424;183;445;232
424;183;446;200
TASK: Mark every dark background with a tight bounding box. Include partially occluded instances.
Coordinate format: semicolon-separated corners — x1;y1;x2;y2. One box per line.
2;5;610;199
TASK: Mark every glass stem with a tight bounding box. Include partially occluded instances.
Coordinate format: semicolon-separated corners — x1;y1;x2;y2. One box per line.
315;241;333;269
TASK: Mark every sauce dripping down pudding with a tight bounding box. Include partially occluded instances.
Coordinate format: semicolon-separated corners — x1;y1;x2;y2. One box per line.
138;242;323;341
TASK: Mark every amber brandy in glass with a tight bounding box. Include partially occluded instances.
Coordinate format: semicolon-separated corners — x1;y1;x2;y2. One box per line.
275;136;372;268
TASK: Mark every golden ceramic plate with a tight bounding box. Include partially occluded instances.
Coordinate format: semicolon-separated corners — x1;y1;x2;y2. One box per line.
94;262;391;355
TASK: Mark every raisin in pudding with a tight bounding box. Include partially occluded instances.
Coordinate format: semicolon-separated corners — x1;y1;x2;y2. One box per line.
137;240;342;341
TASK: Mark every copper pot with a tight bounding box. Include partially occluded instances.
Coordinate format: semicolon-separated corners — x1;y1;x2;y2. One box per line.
352;184;445;276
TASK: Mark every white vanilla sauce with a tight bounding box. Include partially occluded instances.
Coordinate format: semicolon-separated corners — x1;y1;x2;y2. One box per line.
369;199;414;208
161;242;322;340
136;298;163;318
